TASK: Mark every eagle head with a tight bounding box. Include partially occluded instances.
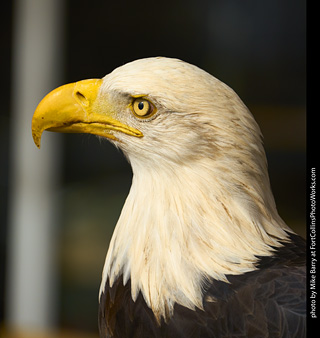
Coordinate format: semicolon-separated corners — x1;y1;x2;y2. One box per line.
32;57;291;320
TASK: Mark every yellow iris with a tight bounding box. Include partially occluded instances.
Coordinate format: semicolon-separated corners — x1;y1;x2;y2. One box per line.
132;98;156;118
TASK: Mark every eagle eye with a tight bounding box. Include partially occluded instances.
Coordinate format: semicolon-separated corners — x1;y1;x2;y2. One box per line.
132;98;156;118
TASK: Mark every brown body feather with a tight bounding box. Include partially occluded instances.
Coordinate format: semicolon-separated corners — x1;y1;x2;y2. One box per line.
99;233;306;338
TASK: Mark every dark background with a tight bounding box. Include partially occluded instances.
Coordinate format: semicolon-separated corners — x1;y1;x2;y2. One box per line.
1;0;306;335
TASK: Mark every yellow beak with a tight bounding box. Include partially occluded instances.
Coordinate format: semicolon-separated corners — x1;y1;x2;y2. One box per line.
31;79;143;148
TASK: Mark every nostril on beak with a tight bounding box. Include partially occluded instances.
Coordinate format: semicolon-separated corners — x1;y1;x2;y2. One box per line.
75;90;88;105
73;79;102;108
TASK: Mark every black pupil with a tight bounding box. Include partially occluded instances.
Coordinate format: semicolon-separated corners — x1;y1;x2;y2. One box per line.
138;101;144;110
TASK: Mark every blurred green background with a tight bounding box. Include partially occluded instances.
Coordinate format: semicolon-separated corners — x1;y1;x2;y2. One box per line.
1;0;306;337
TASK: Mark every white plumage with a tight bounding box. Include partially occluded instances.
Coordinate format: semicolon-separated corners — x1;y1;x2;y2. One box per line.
32;57;306;337
98;57;291;320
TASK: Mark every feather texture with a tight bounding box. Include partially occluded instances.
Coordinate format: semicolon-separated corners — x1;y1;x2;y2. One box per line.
94;57;306;336
99;233;305;337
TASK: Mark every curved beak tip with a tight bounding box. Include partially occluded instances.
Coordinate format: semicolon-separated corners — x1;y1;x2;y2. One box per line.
31;107;45;149
32;132;41;149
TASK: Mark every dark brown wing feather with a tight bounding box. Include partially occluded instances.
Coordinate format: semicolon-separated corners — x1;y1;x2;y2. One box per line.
99;233;306;338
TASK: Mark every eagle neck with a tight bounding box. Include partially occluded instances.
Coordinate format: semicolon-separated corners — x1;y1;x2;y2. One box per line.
100;158;290;321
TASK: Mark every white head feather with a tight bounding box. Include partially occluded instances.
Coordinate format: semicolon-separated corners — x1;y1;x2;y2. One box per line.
99;57;291;321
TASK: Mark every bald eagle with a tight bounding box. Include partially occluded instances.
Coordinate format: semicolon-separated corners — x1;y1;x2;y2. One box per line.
32;57;306;337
